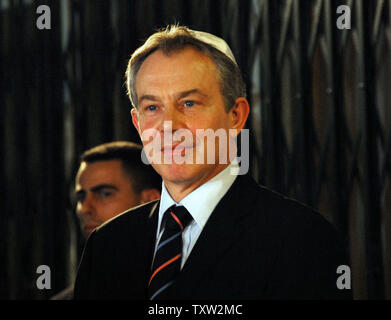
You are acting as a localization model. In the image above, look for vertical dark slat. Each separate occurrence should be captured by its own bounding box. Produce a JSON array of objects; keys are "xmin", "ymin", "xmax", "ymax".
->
[
  {"xmin": 237, "ymin": 0, "xmax": 250, "ymax": 82},
  {"xmin": 330, "ymin": 0, "xmax": 350, "ymax": 237},
  {"xmin": 304, "ymin": 1, "xmax": 316, "ymax": 208},
  {"xmin": 112, "ymin": 0, "xmax": 138, "ymax": 142},
  {"xmin": 29, "ymin": 0, "xmax": 45, "ymax": 299},
  {"xmin": 236, "ymin": 0, "xmax": 255, "ymax": 178},
  {"xmin": 72, "ymin": 0, "xmax": 88, "ymax": 157},
  {"xmin": 246, "ymin": 0, "xmax": 265, "ymax": 183},
  {"xmin": 100, "ymin": 0, "xmax": 115, "ymax": 141},
  {"xmin": 361, "ymin": 0, "xmax": 385, "ymax": 299},
  {"xmin": 0, "ymin": 0, "xmax": 8, "ymax": 299},
  {"xmin": 290, "ymin": 0, "xmax": 310, "ymax": 204},
  {"xmin": 7, "ymin": 0, "xmax": 30, "ymax": 299},
  {"xmin": 302, "ymin": 1, "xmax": 319, "ymax": 208},
  {"xmin": 265, "ymin": 0, "xmax": 284, "ymax": 192},
  {"xmin": 32, "ymin": 0, "xmax": 66, "ymax": 299},
  {"xmin": 258, "ymin": 0, "xmax": 273, "ymax": 185},
  {"xmin": 82, "ymin": 0, "xmax": 112, "ymax": 147},
  {"xmin": 274, "ymin": 0, "xmax": 294, "ymax": 196},
  {"xmin": 209, "ymin": 0, "xmax": 222, "ymax": 35},
  {"xmin": 50, "ymin": 0, "xmax": 67, "ymax": 299},
  {"xmin": 340, "ymin": 0, "xmax": 369, "ymax": 299},
  {"xmin": 379, "ymin": 0, "xmax": 391, "ymax": 299}
]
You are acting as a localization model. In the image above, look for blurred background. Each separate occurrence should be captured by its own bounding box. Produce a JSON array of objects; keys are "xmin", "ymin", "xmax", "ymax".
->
[{"xmin": 0, "ymin": 0, "xmax": 390, "ymax": 300}]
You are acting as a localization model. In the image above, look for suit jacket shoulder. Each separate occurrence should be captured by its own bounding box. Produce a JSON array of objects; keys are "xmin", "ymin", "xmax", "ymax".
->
[
  {"xmin": 219, "ymin": 175, "xmax": 351, "ymax": 299},
  {"xmin": 74, "ymin": 200, "xmax": 159, "ymax": 299},
  {"xmin": 93, "ymin": 200, "xmax": 159, "ymax": 239}
]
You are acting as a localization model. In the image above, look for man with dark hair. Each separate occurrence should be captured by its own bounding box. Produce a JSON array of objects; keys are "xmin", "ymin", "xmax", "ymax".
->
[
  {"xmin": 51, "ymin": 141, "xmax": 161, "ymax": 299},
  {"xmin": 75, "ymin": 141, "xmax": 161, "ymax": 238},
  {"xmin": 74, "ymin": 26, "xmax": 351, "ymax": 300}
]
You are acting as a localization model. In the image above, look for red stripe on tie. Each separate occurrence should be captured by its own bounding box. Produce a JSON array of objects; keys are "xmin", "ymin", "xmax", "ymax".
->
[
  {"xmin": 148, "ymin": 253, "xmax": 182, "ymax": 286},
  {"xmin": 170, "ymin": 211, "xmax": 183, "ymax": 230}
]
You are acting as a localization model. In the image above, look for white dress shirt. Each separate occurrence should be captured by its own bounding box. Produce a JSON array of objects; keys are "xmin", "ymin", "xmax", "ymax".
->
[{"xmin": 154, "ymin": 162, "xmax": 239, "ymax": 268}]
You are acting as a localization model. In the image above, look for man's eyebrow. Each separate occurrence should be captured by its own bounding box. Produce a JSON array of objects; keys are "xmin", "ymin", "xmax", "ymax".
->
[
  {"xmin": 138, "ymin": 94, "xmax": 159, "ymax": 105},
  {"xmin": 90, "ymin": 184, "xmax": 119, "ymax": 193},
  {"xmin": 74, "ymin": 185, "xmax": 118, "ymax": 199},
  {"xmin": 176, "ymin": 89, "xmax": 207, "ymax": 100},
  {"xmin": 138, "ymin": 89, "xmax": 207, "ymax": 105}
]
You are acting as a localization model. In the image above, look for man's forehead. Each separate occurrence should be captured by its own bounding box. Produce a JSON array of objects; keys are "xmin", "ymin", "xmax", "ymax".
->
[
  {"xmin": 139, "ymin": 47, "xmax": 215, "ymax": 72},
  {"xmin": 76, "ymin": 160, "xmax": 126, "ymax": 185},
  {"xmin": 135, "ymin": 48, "xmax": 218, "ymax": 94}
]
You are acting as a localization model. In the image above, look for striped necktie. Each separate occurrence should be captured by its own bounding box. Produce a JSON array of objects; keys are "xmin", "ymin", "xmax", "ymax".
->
[{"xmin": 148, "ymin": 205, "xmax": 193, "ymax": 300}]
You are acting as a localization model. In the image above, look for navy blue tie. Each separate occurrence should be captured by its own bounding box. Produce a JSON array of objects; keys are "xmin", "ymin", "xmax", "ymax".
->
[{"xmin": 148, "ymin": 205, "xmax": 193, "ymax": 300}]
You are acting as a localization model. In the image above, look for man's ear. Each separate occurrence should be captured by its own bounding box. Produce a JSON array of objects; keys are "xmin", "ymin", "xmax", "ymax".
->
[
  {"xmin": 140, "ymin": 188, "xmax": 161, "ymax": 204},
  {"xmin": 131, "ymin": 108, "xmax": 140, "ymax": 133},
  {"xmin": 229, "ymin": 97, "xmax": 250, "ymax": 136}
]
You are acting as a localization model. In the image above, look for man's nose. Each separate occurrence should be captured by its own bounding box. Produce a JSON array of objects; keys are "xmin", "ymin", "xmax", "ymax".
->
[{"xmin": 158, "ymin": 105, "xmax": 184, "ymax": 132}]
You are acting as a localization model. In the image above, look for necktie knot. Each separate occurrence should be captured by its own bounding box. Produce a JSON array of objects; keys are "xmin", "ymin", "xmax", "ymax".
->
[{"xmin": 163, "ymin": 205, "xmax": 193, "ymax": 231}]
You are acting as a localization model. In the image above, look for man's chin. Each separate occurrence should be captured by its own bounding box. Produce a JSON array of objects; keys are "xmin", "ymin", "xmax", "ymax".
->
[
  {"xmin": 152, "ymin": 162, "xmax": 225, "ymax": 186},
  {"xmin": 82, "ymin": 225, "xmax": 99, "ymax": 238}
]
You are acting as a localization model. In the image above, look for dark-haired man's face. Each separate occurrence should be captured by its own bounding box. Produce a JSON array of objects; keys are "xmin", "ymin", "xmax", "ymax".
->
[{"xmin": 75, "ymin": 160, "xmax": 142, "ymax": 238}]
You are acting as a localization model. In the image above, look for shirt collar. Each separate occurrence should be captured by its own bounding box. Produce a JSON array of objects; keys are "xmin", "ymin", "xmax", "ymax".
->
[{"xmin": 158, "ymin": 162, "xmax": 239, "ymax": 232}]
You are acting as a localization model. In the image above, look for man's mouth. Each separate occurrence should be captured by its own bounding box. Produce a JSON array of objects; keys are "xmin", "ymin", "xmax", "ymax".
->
[{"xmin": 161, "ymin": 145, "xmax": 193, "ymax": 153}]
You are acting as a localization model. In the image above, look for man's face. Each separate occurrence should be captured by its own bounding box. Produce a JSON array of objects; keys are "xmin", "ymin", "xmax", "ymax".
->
[
  {"xmin": 131, "ymin": 47, "xmax": 240, "ymax": 192},
  {"xmin": 75, "ymin": 160, "xmax": 141, "ymax": 238}
]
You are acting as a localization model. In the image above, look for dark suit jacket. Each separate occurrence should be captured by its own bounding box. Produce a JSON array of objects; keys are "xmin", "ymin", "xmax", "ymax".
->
[{"xmin": 74, "ymin": 174, "xmax": 352, "ymax": 299}]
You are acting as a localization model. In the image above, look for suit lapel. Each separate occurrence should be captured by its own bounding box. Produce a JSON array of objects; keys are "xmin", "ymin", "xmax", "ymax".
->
[{"xmin": 146, "ymin": 200, "xmax": 160, "ymax": 266}]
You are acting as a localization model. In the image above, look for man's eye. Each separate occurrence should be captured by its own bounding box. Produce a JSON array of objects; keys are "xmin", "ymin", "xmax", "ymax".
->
[
  {"xmin": 184, "ymin": 101, "xmax": 195, "ymax": 107},
  {"xmin": 97, "ymin": 190, "xmax": 113, "ymax": 199},
  {"xmin": 146, "ymin": 105, "xmax": 158, "ymax": 111}
]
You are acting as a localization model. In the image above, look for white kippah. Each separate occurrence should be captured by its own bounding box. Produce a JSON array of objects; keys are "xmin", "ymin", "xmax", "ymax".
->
[{"xmin": 188, "ymin": 29, "xmax": 238, "ymax": 66}]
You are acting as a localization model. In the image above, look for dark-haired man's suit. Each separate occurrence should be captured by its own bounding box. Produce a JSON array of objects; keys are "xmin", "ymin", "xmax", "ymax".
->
[{"xmin": 74, "ymin": 174, "xmax": 351, "ymax": 299}]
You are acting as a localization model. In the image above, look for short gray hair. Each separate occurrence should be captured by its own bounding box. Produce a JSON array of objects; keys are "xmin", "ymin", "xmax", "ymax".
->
[{"xmin": 125, "ymin": 25, "xmax": 246, "ymax": 111}]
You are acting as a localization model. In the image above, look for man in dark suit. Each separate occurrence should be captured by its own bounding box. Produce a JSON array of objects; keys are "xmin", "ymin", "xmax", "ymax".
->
[
  {"xmin": 74, "ymin": 25, "xmax": 351, "ymax": 300},
  {"xmin": 51, "ymin": 141, "xmax": 161, "ymax": 299}
]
